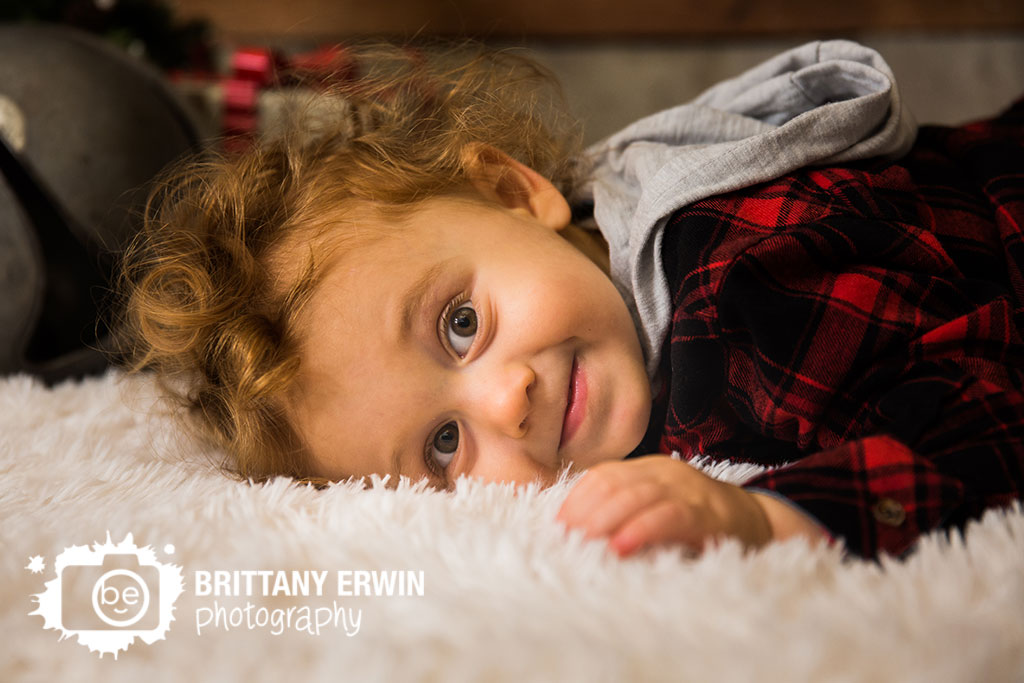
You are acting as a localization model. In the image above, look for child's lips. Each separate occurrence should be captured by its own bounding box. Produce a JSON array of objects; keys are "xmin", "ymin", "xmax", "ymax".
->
[{"xmin": 559, "ymin": 356, "xmax": 587, "ymax": 449}]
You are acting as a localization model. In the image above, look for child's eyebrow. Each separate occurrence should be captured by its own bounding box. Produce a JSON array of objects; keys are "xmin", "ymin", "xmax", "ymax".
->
[{"xmin": 397, "ymin": 257, "xmax": 459, "ymax": 345}]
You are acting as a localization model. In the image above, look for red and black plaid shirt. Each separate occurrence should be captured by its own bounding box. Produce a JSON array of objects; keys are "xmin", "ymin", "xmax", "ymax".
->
[{"xmin": 656, "ymin": 96, "xmax": 1024, "ymax": 559}]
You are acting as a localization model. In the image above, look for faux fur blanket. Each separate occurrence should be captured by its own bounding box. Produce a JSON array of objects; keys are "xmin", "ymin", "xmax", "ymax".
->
[{"xmin": 2, "ymin": 370, "xmax": 1023, "ymax": 682}]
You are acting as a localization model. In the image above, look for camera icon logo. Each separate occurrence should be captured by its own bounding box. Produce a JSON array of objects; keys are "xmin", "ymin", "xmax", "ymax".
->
[
  {"xmin": 30, "ymin": 533, "xmax": 184, "ymax": 658},
  {"xmin": 62, "ymin": 554, "xmax": 160, "ymax": 631}
]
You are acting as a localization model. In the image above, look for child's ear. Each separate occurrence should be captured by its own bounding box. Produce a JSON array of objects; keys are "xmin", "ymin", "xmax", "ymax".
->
[{"xmin": 461, "ymin": 143, "xmax": 571, "ymax": 231}]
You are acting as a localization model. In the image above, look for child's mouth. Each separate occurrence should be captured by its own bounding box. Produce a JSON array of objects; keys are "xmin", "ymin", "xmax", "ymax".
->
[{"xmin": 559, "ymin": 356, "xmax": 587, "ymax": 449}]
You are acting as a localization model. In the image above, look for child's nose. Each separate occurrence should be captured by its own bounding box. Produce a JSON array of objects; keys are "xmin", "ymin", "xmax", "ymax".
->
[{"xmin": 469, "ymin": 361, "xmax": 534, "ymax": 438}]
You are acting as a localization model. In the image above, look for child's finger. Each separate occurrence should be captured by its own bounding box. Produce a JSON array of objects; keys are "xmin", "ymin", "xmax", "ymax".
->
[
  {"xmin": 609, "ymin": 499, "xmax": 698, "ymax": 557},
  {"xmin": 569, "ymin": 481, "xmax": 664, "ymax": 540},
  {"xmin": 556, "ymin": 467, "xmax": 622, "ymax": 525}
]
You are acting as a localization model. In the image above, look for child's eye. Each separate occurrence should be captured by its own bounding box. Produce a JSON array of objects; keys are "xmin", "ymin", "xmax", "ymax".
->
[
  {"xmin": 426, "ymin": 420, "xmax": 460, "ymax": 471},
  {"xmin": 440, "ymin": 299, "xmax": 478, "ymax": 357}
]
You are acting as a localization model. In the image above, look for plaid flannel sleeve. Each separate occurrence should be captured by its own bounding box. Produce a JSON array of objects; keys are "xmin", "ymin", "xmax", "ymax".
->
[{"xmin": 732, "ymin": 231, "xmax": 1024, "ymax": 557}]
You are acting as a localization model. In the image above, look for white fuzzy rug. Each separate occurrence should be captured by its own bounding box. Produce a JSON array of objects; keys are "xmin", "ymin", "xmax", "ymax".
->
[{"xmin": 2, "ymin": 370, "xmax": 1023, "ymax": 682}]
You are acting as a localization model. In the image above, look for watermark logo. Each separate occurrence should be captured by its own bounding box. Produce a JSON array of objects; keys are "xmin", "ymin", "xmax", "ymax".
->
[{"xmin": 29, "ymin": 532, "xmax": 185, "ymax": 658}]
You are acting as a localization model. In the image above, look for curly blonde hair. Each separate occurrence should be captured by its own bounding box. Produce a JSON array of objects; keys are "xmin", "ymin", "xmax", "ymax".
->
[{"xmin": 116, "ymin": 42, "xmax": 584, "ymax": 483}]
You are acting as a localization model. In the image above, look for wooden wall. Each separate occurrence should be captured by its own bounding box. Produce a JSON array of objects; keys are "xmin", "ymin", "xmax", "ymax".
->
[{"xmin": 168, "ymin": 0, "xmax": 1024, "ymax": 42}]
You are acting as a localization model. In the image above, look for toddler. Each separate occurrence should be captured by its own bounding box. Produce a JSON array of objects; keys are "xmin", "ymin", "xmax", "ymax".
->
[{"xmin": 119, "ymin": 40, "xmax": 1024, "ymax": 560}]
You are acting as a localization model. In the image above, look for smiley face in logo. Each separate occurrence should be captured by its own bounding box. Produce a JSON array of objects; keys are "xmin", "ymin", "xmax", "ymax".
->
[{"xmin": 93, "ymin": 569, "xmax": 151, "ymax": 628}]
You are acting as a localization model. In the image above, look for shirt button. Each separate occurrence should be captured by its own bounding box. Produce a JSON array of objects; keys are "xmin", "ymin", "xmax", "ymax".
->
[{"xmin": 872, "ymin": 497, "xmax": 906, "ymax": 527}]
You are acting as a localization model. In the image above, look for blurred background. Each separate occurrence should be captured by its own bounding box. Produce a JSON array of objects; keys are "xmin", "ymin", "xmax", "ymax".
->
[
  {"xmin": 1, "ymin": 0, "xmax": 1022, "ymax": 380},
  {"xmin": 4, "ymin": 0, "xmax": 1024, "ymax": 144}
]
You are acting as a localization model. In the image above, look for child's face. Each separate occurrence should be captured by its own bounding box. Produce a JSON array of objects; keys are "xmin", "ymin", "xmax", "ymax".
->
[{"xmin": 287, "ymin": 194, "xmax": 651, "ymax": 489}]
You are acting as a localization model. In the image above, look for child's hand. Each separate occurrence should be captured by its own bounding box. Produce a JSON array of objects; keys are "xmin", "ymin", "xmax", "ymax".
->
[{"xmin": 556, "ymin": 456, "xmax": 826, "ymax": 556}]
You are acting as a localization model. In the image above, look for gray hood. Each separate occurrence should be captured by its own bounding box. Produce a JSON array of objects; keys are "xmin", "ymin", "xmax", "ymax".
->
[{"xmin": 581, "ymin": 40, "xmax": 918, "ymax": 378}]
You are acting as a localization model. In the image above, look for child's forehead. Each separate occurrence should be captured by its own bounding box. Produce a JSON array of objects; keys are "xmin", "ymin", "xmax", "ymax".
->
[
  {"xmin": 268, "ymin": 193, "xmax": 504, "ymax": 305},
  {"xmin": 318, "ymin": 194, "xmax": 504, "ymax": 251},
  {"xmin": 295, "ymin": 193, "xmax": 479, "ymax": 244},
  {"xmin": 270, "ymin": 202, "xmax": 398, "ymax": 272}
]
